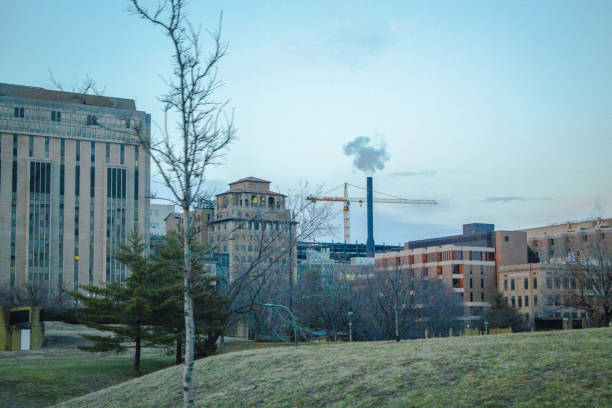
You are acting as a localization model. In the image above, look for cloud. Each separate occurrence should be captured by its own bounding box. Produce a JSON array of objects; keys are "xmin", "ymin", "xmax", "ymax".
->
[
  {"xmin": 343, "ymin": 136, "xmax": 390, "ymax": 174},
  {"xmin": 483, "ymin": 196, "xmax": 553, "ymax": 203},
  {"xmin": 388, "ymin": 170, "xmax": 437, "ymax": 177},
  {"xmin": 327, "ymin": 21, "xmax": 398, "ymax": 67}
]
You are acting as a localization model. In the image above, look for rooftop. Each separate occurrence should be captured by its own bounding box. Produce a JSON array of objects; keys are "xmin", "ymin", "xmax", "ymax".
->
[
  {"xmin": 230, "ymin": 176, "xmax": 271, "ymax": 184},
  {"xmin": 0, "ymin": 83, "xmax": 136, "ymax": 111}
]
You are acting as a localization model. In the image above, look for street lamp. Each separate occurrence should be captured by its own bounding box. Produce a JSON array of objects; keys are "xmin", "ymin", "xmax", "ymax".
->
[
  {"xmin": 348, "ymin": 308, "xmax": 354, "ymax": 342},
  {"xmin": 484, "ymin": 320, "xmax": 489, "ymax": 335},
  {"xmin": 264, "ymin": 303, "xmax": 298, "ymax": 348}
]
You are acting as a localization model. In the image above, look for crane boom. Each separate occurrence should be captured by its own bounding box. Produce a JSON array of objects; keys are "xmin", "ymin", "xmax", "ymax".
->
[
  {"xmin": 350, "ymin": 198, "xmax": 437, "ymax": 205},
  {"xmin": 305, "ymin": 183, "xmax": 436, "ymax": 244}
]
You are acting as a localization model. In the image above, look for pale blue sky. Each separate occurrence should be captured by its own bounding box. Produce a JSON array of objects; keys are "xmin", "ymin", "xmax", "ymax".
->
[{"xmin": 2, "ymin": 1, "xmax": 611, "ymax": 244}]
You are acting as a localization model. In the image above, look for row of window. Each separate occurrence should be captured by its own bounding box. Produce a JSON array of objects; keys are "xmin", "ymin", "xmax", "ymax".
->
[
  {"xmin": 504, "ymin": 277, "xmax": 538, "ymax": 291},
  {"xmin": 13, "ymin": 106, "xmax": 133, "ymax": 129},
  {"xmin": 508, "ymin": 295, "xmax": 537, "ymax": 308}
]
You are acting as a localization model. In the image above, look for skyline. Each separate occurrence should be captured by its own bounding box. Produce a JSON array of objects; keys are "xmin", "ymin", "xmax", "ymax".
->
[{"xmin": 2, "ymin": 0, "xmax": 611, "ymax": 245}]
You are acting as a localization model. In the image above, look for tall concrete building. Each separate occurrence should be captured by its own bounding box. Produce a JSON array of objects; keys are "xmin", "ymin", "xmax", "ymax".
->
[{"xmin": 0, "ymin": 83, "xmax": 150, "ymax": 292}]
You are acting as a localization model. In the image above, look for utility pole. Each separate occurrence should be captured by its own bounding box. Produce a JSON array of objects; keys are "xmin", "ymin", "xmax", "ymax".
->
[
  {"xmin": 394, "ymin": 303, "xmax": 400, "ymax": 342},
  {"xmin": 348, "ymin": 308, "xmax": 354, "ymax": 342}
]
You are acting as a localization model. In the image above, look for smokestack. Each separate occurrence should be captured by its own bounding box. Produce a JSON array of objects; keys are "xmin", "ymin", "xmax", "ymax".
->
[{"xmin": 366, "ymin": 176, "xmax": 375, "ymax": 257}]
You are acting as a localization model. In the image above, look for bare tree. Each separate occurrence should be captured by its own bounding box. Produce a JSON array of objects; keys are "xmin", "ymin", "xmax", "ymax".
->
[
  {"xmin": 197, "ymin": 181, "xmax": 337, "ymax": 339},
  {"xmin": 48, "ymin": 69, "xmax": 107, "ymax": 96},
  {"xmin": 563, "ymin": 240, "xmax": 612, "ymax": 325},
  {"xmin": 129, "ymin": 1, "xmax": 236, "ymax": 406},
  {"xmin": 359, "ymin": 269, "xmax": 464, "ymax": 340}
]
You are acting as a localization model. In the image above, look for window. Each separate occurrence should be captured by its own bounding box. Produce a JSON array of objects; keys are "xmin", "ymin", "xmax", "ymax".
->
[
  {"xmin": 29, "ymin": 136, "xmax": 34, "ymax": 157},
  {"xmin": 504, "ymin": 279, "xmax": 508, "ymax": 290},
  {"xmin": 511, "ymin": 279, "xmax": 515, "ymax": 290},
  {"xmin": 86, "ymin": 114, "xmax": 98, "ymax": 126},
  {"xmin": 534, "ymin": 295, "xmax": 538, "ymax": 306},
  {"xmin": 469, "ymin": 278, "xmax": 473, "ymax": 289},
  {"xmin": 511, "ymin": 296, "xmax": 515, "ymax": 307},
  {"xmin": 504, "ymin": 235, "xmax": 509, "ymax": 242},
  {"xmin": 546, "ymin": 276, "xmax": 553, "ymax": 289},
  {"xmin": 518, "ymin": 296, "xmax": 522, "ymax": 307},
  {"xmin": 90, "ymin": 167, "xmax": 95, "ymax": 198},
  {"xmin": 75, "ymin": 165, "xmax": 80, "ymax": 196},
  {"xmin": 470, "ymin": 292, "xmax": 473, "ymax": 302},
  {"xmin": 91, "ymin": 142, "xmax": 95, "ymax": 162},
  {"xmin": 481, "ymin": 293, "xmax": 484, "ymax": 301},
  {"xmin": 106, "ymin": 143, "xmax": 110, "ymax": 163},
  {"xmin": 533, "ymin": 277, "xmax": 537, "ymax": 290},
  {"xmin": 51, "ymin": 111, "xmax": 61, "ymax": 122},
  {"xmin": 45, "ymin": 138, "xmax": 49, "ymax": 158},
  {"xmin": 76, "ymin": 140, "xmax": 80, "ymax": 162},
  {"xmin": 120, "ymin": 144, "xmax": 124, "ymax": 164},
  {"xmin": 14, "ymin": 107, "xmax": 24, "ymax": 118},
  {"xmin": 480, "ymin": 278, "xmax": 484, "ymax": 289},
  {"xmin": 524, "ymin": 278, "xmax": 528, "ymax": 290},
  {"xmin": 525, "ymin": 296, "xmax": 529, "ymax": 307}
]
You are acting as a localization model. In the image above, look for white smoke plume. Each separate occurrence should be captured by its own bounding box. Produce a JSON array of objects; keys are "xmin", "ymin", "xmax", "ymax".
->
[{"xmin": 343, "ymin": 136, "xmax": 390, "ymax": 174}]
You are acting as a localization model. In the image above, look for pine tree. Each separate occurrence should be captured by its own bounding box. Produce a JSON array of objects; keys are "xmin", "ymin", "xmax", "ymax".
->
[
  {"xmin": 71, "ymin": 234, "xmax": 157, "ymax": 376},
  {"xmin": 151, "ymin": 231, "xmax": 231, "ymax": 363}
]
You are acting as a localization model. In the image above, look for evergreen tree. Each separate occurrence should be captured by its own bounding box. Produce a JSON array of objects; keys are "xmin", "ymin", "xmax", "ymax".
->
[
  {"xmin": 71, "ymin": 234, "xmax": 157, "ymax": 376},
  {"xmin": 152, "ymin": 231, "xmax": 231, "ymax": 363},
  {"xmin": 481, "ymin": 292, "xmax": 526, "ymax": 332}
]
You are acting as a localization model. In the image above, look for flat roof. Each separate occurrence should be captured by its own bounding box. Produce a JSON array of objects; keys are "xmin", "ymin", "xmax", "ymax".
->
[{"xmin": 0, "ymin": 83, "xmax": 136, "ymax": 111}]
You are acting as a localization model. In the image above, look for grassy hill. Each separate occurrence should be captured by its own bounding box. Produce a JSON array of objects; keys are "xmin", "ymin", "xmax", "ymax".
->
[{"xmin": 55, "ymin": 328, "xmax": 611, "ymax": 408}]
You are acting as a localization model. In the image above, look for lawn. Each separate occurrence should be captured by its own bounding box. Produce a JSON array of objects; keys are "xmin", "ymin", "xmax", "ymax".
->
[
  {"xmin": 53, "ymin": 328, "xmax": 611, "ymax": 408},
  {"xmin": 1, "ymin": 348, "xmax": 173, "ymax": 408}
]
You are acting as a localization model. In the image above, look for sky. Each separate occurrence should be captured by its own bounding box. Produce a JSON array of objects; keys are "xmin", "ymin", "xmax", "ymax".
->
[{"xmin": 1, "ymin": 0, "xmax": 611, "ymax": 245}]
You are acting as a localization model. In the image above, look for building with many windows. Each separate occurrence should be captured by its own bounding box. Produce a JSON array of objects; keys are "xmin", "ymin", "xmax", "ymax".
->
[
  {"xmin": 208, "ymin": 177, "xmax": 296, "ymax": 283},
  {"xmin": 0, "ymin": 83, "xmax": 150, "ymax": 292},
  {"xmin": 375, "ymin": 224, "xmax": 527, "ymax": 320}
]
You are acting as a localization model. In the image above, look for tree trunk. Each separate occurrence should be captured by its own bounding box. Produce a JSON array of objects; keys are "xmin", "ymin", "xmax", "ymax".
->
[
  {"xmin": 134, "ymin": 332, "xmax": 142, "ymax": 376},
  {"xmin": 175, "ymin": 337, "xmax": 183, "ymax": 365},
  {"xmin": 183, "ymin": 206, "xmax": 195, "ymax": 408}
]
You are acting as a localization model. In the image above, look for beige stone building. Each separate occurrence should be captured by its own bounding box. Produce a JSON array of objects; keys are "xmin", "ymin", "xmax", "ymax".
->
[
  {"xmin": 164, "ymin": 201, "xmax": 214, "ymax": 247},
  {"xmin": 498, "ymin": 217, "xmax": 612, "ymax": 326},
  {"xmin": 208, "ymin": 177, "xmax": 296, "ymax": 283},
  {"xmin": 498, "ymin": 262, "xmax": 589, "ymax": 328},
  {"xmin": 0, "ymin": 83, "xmax": 150, "ymax": 292},
  {"xmin": 521, "ymin": 217, "xmax": 611, "ymax": 263}
]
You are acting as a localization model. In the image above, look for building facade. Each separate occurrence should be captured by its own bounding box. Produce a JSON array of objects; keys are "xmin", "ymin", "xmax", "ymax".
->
[
  {"xmin": 0, "ymin": 83, "xmax": 150, "ymax": 292},
  {"xmin": 149, "ymin": 203, "xmax": 175, "ymax": 237},
  {"xmin": 208, "ymin": 177, "xmax": 296, "ymax": 283},
  {"xmin": 522, "ymin": 217, "xmax": 611, "ymax": 263},
  {"xmin": 375, "ymin": 224, "xmax": 527, "ymax": 320}
]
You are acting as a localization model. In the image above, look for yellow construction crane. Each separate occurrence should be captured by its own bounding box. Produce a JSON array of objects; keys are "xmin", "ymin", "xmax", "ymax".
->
[{"xmin": 306, "ymin": 182, "xmax": 437, "ymax": 244}]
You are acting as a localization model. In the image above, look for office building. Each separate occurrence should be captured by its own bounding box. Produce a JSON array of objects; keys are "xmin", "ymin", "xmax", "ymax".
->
[
  {"xmin": 0, "ymin": 83, "xmax": 150, "ymax": 291},
  {"xmin": 375, "ymin": 224, "xmax": 527, "ymax": 320}
]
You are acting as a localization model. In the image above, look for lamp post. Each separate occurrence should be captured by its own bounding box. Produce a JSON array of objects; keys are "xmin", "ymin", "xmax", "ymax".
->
[
  {"xmin": 348, "ymin": 308, "xmax": 354, "ymax": 342},
  {"xmin": 264, "ymin": 303, "xmax": 298, "ymax": 348},
  {"xmin": 484, "ymin": 320, "xmax": 489, "ymax": 335}
]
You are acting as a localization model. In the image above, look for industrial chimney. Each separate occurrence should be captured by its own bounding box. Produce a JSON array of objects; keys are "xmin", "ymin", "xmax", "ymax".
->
[{"xmin": 366, "ymin": 176, "xmax": 375, "ymax": 257}]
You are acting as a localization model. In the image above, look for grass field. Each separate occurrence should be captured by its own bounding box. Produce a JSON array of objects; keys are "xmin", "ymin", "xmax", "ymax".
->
[
  {"xmin": 1, "ymin": 348, "xmax": 173, "ymax": 408},
  {"xmin": 52, "ymin": 328, "xmax": 611, "ymax": 408},
  {"xmin": 1, "ymin": 321, "xmax": 175, "ymax": 408}
]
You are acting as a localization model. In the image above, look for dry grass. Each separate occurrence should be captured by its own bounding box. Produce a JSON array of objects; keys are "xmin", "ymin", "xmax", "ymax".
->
[{"xmin": 54, "ymin": 328, "xmax": 611, "ymax": 408}]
